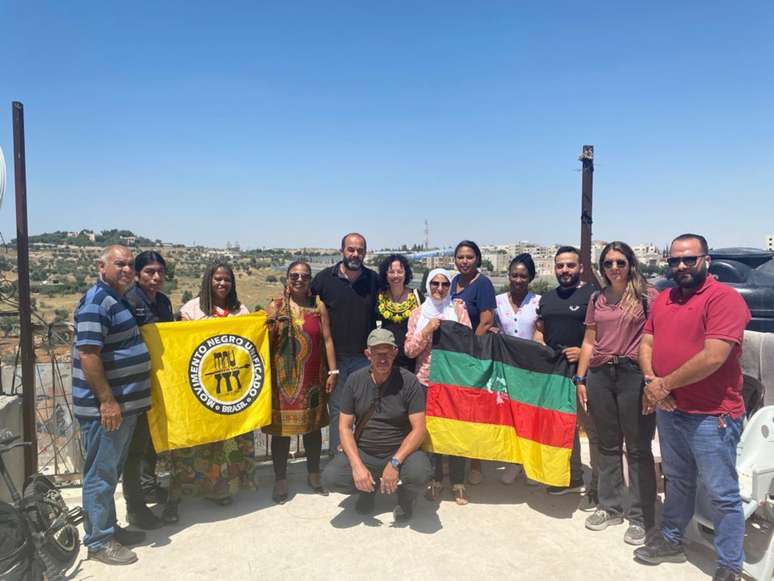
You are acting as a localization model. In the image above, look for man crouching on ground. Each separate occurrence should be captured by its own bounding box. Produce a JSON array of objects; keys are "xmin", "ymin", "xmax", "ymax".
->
[{"xmin": 322, "ymin": 328, "xmax": 432, "ymax": 522}]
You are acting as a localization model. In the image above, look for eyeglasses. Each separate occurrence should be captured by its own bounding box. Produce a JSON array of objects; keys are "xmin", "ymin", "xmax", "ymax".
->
[
  {"xmin": 603, "ymin": 259, "xmax": 628, "ymax": 269},
  {"xmin": 288, "ymin": 273, "xmax": 312, "ymax": 281},
  {"xmin": 429, "ymin": 281, "xmax": 451, "ymax": 288},
  {"xmin": 667, "ymin": 255, "xmax": 705, "ymax": 268}
]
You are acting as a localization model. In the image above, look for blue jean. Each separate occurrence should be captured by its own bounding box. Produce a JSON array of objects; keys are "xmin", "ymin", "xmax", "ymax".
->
[
  {"xmin": 328, "ymin": 354, "xmax": 369, "ymax": 455},
  {"xmin": 657, "ymin": 409, "xmax": 745, "ymax": 572},
  {"xmin": 79, "ymin": 414, "xmax": 138, "ymax": 551}
]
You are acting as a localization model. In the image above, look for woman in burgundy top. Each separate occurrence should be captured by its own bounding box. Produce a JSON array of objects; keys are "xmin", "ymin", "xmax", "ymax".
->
[{"xmin": 575, "ymin": 241, "xmax": 659, "ymax": 546}]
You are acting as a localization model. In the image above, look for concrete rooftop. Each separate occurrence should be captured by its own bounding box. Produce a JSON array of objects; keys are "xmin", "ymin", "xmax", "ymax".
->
[{"xmin": 60, "ymin": 455, "xmax": 725, "ymax": 581}]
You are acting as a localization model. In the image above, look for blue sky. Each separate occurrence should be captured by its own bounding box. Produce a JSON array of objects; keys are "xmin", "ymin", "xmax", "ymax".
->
[{"xmin": 1, "ymin": 1, "xmax": 772, "ymax": 250}]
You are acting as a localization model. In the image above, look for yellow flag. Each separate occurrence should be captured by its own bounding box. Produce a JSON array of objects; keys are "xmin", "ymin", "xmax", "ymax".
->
[{"xmin": 141, "ymin": 313, "xmax": 272, "ymax": 452}]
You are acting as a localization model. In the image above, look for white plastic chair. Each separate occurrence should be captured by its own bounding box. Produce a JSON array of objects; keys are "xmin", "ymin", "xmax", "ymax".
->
[{"xmin": 684, "ymin": 405, "xmax": 774, "ymax": 581}]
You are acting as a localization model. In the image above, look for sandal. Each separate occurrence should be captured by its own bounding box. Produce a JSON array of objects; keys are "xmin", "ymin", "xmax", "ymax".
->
[
  {"xmin": 162, "ymin": 501, "xmax": 179, "ymax": 524},
  {"xmin": 272, "ymin": 479, "xmax": 289, "ymax": 504},
  {"xmin": 452, "ymin": 484, "xmax": 469, "ymax": 506},
  {"xmin": 307, "ymin": 473, "xmax": 328, "ymax": 496},
  {"xmin": 425, "ymin": 479, "xmax": 443, "ymax": 502},
  {"xmin": 206, "ymin": 495, "xmax": 233, "ymax": 507}
]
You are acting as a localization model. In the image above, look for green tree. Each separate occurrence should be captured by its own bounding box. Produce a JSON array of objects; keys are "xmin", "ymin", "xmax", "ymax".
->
[
  {"xmin": 181, "ymin": 290, "xmax": 193, "ymax": 303},
  {"xmin": 0, "ymin": 317, "xmax": 16, "ymax": 337}
]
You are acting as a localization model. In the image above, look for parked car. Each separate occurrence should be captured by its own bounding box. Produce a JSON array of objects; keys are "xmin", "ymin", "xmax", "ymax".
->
[{"xmin": 655, "ymin": 247, "xmax": 774, "ymax": 333}]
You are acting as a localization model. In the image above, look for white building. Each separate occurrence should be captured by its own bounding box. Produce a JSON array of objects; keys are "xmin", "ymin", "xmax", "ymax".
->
[{"xmin": 481, "ymin": 252, "xmax": 510, "ymax": 273}]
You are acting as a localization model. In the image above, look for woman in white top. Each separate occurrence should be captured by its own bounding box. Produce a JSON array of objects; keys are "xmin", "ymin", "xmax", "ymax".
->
[
  {"xmin": 494, "ymin": 253, "xmax": 542, "ymax": 484},
  {"xmin": 494, "ymin": 253, "xmax": 541, "ymax": 340}
]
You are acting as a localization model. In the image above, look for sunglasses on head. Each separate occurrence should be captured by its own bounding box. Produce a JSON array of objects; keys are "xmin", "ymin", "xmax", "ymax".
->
[
  {"xmin": 667, "ymin": 255, "xmax": 705, "ymax": 268},
  {"xmin": 430, "ymin": 281, "xmax": 451, "ymax": 288},
  {"xmin": 603, "ymin": 259, "xmax": 628, "ymax": 269},
  {"xmin": 288, "ymin": 273, "xmax": 311, "ymax": 281}
]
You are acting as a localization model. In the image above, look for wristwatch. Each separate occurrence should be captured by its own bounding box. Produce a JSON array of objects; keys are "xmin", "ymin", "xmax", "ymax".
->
[
  {"xmin": 389, "ymin": 457, "xmax": 401, "ymax": 470},
  {"xmin": 572, "ymin": 375, "xmax": 587, "ymax": 385}
]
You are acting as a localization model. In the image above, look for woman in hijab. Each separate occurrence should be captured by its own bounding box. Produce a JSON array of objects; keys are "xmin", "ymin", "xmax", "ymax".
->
[{"xmin": 404, "ymin": 268, "xmax": 471, "ymax": 505}]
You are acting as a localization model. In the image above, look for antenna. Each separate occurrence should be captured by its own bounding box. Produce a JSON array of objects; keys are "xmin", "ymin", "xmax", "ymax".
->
[{"xmin": 424, "ymin": 219, "xmax": 430, "ymax": 250}]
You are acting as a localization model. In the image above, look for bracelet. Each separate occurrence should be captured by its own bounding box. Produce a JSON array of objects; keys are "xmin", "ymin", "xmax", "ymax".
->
[{"xmin": 327, "ymin": 370, "xmax": 340, "ymax": 376}]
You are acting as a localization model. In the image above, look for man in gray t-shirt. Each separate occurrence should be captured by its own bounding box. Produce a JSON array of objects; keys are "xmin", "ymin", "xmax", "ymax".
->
[{"xmin": 322, "ymin": 329, "xmax": 432, "ymax": 522}]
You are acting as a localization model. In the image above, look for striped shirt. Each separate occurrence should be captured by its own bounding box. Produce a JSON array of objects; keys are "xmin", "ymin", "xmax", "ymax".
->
[{"xmin": 72, "ymin": 281, "xmax": 151, "ymax": 419}]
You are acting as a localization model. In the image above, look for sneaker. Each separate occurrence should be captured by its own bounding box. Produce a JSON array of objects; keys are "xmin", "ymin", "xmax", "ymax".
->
[
  {"xmin": 712, "ymin": 566, "xmax": 741, "ymax": 581},
  {"xmin": 468, "ymin": 468, "xmax": 483, "ymax": 485},
  {"xmin": 633, "ymin": 535, "xmax": 687, "ymax": 565},
  {"xmin": 355, "ymin": 493, "xmax": 375, "ymax": 515},
  {"xmin": 113, "ymin": 525, "xmax": 146, "ymax": 547},
  {"xmin": 585, "ymin": 509, "xmax": 624, "ymax": 531},
  {"xmin": 500, "ymin": 464, "xmax": 522, "ymax": 485},
  {"xmin": 126, "ymin": 505, "xmax": 163, "ymax": 530},
  {"xmin": 578, "ymin": 492, "xmax": 598, "ymax": 512},
  {"xmin": 88, "ymin": 539, "xmax": 138, "ymax": 565},
  {"xmin": 547, "ymin": 479, "xmax": 585, "ymax": 495},
  {"xmin": 624, "ymin": 524, "xmax": 647, "ymax": 546}
]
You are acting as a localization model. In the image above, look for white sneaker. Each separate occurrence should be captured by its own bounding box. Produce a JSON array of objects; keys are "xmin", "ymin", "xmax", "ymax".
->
[{"xmin": 500, "ymin": 464, "xmax": 522, "ymax": 484}]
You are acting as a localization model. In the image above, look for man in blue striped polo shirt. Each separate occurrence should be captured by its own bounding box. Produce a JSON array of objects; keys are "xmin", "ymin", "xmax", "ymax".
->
[{"xmin": 73, "ymin": 244, "xmax": 152, "ymax": 566}]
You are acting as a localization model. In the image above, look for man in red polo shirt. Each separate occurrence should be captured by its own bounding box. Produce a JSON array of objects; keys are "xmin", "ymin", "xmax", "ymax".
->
[{"xmin": 633, "ymin": 233, "xmax": 750, "ymax": 581}]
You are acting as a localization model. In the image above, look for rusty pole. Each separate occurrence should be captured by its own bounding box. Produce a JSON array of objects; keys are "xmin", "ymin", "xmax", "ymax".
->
[
  {"xmin": 13, "ymin": 101, "xmax": 37, "ymax": 477},
  {"xmin": 579, "ymin": 145, "xmax": 595, "ymax": 285}
]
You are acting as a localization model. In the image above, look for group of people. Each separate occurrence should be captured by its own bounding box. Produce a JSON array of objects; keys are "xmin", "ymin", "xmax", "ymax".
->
[{"xmin": 73, "ymin": 231, "xmax": 752, "ymax": 581}]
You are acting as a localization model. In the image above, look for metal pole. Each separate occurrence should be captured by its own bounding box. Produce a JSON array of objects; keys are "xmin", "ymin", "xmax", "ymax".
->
[
  {"xmin": 579, "ymin": 145, "xmax": 595, "ymax": 285},
  {"xmin": 13, "ymin": 101, "xmax": 37, "ymax": 477}
]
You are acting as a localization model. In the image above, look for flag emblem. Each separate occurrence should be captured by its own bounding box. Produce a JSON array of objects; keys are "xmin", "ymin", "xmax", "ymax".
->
[{"xmin": 188, "ymin": 334, "xmax": 265, "ymax": 415}]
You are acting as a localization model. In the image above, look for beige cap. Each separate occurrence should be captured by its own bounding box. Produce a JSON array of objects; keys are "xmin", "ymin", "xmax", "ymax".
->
[{"xmin": 367, "ymin": 328, "xmax": 398, "ymax": 348}]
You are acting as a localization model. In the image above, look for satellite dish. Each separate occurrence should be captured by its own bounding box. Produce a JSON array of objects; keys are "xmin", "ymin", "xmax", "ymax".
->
[{"xmin": 0, "ymin": 146, "xmax": 6, "ymax": 211}]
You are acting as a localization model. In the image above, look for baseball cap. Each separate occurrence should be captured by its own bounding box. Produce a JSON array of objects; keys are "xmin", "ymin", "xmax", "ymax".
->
[{"xmin": 367, "ymin": 328, "xmax": 398, "ymax": 348}]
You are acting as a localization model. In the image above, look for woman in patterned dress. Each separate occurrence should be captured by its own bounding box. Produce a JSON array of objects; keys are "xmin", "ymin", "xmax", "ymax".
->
[
  {"xmin": 264, "ymin": 261, "xmax": 337, "ymax": 503},
  {"xmin": 164, "ymin": 261, "xmax": 256, "ymax": 522}
]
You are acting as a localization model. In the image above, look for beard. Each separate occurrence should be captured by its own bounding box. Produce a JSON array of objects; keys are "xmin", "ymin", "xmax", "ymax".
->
[
  {"xmin": 557, "ymin": 272, "xmax": 581, "ymax": 289},
  {"xmin": 343, "ymin": 256, "xmax": 363, "ymax": 271},
  {"xmin": 675, "ymin": 264, "xmax": 708, "ymax": 290}
]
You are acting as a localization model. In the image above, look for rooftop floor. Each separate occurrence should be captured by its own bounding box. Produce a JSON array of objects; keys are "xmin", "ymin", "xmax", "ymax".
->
[{"xmin": 60, "ymin": 455, "xmax": 722, "ymax": 581}]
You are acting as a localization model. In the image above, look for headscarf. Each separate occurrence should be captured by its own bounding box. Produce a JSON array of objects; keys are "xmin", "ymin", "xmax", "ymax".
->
[{"xmin": 416, "ymin": 268, "xmax": 458, "ymax": 332}]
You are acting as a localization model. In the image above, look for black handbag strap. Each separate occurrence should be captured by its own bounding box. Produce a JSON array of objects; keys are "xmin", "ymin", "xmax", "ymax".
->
[{"xmin": 354, "ymin": 385, "xmax": 382, "ymax": 443}]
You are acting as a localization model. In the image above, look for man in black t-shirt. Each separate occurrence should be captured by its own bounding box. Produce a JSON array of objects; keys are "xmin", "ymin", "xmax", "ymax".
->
[
  {"xmin": 311, "ymin": 232, "xmax": 379, "ymax": 455},
  {"xmin": 536, "ymin": 245, "xmax": 600, "ymax": 508},
  {"xmin": 322, "ymin": 329, "xmax": 432, "ymax": 522}
]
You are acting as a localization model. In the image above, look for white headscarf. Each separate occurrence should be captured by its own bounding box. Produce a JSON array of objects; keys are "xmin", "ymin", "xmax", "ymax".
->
[{"xmin": 416, "ymin": 268, "xmax": 458, "ymax": 332}]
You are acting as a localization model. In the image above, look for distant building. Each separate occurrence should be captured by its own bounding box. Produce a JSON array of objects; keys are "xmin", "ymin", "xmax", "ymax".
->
[
  {"xmin": 481, "ymin": 251, "xmax": 510, "ymax": 273},
  {"xmin": 424, "ymin": 255, "xmax": 455, "ymax": 269},
  {"xmin": 632, "ymin": 243, "xmax": 662, "ymax": 268},
  {"xmin": 119, "ymin": 235, "xmax": 136, "ymax": 246}
]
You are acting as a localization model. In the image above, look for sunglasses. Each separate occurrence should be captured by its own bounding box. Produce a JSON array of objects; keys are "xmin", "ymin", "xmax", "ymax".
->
[
  {"xmin": 667, "ymin": 255, "xmax": 705, "ymax": 268},
  {"xmin": 603, "ymin": 259, "xmax": 628, "ymax": 269},
  {"xmin": 288, "ymin": 273, "xmax": 312, "ymax": 281},
  {"xmin": 430, "ymin": 281, "xmax": 451, "ymax": 288}
]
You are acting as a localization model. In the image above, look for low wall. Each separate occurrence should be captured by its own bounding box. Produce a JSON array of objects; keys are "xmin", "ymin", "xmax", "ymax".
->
[{"xmin": 0, "ymin": 395, "xmax": 24, "ymax": 503}]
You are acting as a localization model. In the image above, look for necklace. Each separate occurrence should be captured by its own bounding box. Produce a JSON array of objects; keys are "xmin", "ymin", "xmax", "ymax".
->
[{"xmin": 377, "ymin": 290, "xmax": 418, "ymax": 324}]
